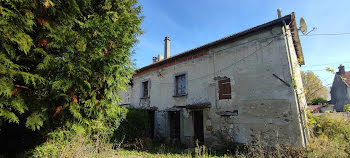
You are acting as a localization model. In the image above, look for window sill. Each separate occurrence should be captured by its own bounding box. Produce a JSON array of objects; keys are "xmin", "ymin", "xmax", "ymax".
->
[
  {"xmin": 173, "ymin": 94, "xmax": 187, "ymax": 97},
  {"xmin": 219, "ymin": 98, "xmax": 232, "ymax": 100}
]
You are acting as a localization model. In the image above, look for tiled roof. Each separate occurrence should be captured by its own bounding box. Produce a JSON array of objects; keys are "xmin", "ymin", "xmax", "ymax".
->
[
  {"xmin": 308, "ymin": 105, "xmax": 322, "ymax": 113},
  {"xmin": 340, "ymin": 72, "xmax": 350, "ymax": 87},
  {"xmin": 136, "ymin": 12, "xmax": 304, "ymax": 74}
]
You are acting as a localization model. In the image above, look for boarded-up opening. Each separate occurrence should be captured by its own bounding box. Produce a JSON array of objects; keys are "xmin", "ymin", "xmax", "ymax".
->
[
  {"xmin": 218, "ymin": 78, "xmax": 231, "ymax": 100},
  {"xmin": 169, "ymin": 111, "xmax": 180, "ymax": 140},
  {"xmin": 192, "ymin": 110, "xmax": 204, "ymax": 145},
  {"xmin": 148, "ymin": 110, "xmax": 155, "ymax": 138}
]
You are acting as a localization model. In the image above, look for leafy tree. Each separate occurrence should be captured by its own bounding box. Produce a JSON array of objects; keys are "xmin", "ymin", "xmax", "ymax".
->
[
  {"xmin": 311, "ymin": 97, "xmax": 328, "ymax": 105},
  {"xmin": 301, "ymin": 71, "xmax": 329, "ymax": 104},
  {"xmin": 0, "ymin": 0, "xmax": 142, "ymax": 134}
]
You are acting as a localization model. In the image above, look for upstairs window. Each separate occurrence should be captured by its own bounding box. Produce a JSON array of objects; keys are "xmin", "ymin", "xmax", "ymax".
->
[
  {"xmin": 218, "ymin": 78, "xmax": 231, "ymax": 100},
  {"xmin": 175, "ymin": 74, "xmax": 186, "ymax": 95},
  {"xmin": 142, "ymin": 81, "xmax": 149, "ymax": 97}
]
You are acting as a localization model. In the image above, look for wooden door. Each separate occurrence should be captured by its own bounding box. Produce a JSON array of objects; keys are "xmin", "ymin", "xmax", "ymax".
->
[
  {"xmin": 169, "ymin": 111, "xmax": 180, "ymax": 140},
  {"xmin": 192, "ymin": 110, "xmax": 204, "ymax": 145}
]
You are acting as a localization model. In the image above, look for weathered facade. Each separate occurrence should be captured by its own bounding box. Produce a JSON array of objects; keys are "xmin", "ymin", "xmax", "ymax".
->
[
  {"xmin": 331, "ymin": 65, "xmax": 350, "ymax": 112},
  {"xmin": 119, "ymin": 13, "xmax": 308, "ymax": 148}
]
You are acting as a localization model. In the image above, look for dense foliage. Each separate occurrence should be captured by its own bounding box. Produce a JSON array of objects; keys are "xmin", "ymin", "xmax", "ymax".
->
[
  {"xmin": 344, "ymin": 104, "xmax": 350, "ymax": 112},
  {"xmin": 307, "ymin": 112, "xmax": 350, "ymax": 157},
  {"xmin": 0, "ymin": 0, "xmax": 142, "ymax": 155},
  {"xmin": 1, "ymin": 0, "xmax": 141, "ymax": 129},
  {"xmin": 310, "ymin": 97, "xmax": 328, "ymax": 105},
  {"xmin": 114, "ymin": 108, "xmax": 152, "ymax": 144},
  {"xmin": 30, "ymin": 124, "xmax": 116, "ymax": 158}
]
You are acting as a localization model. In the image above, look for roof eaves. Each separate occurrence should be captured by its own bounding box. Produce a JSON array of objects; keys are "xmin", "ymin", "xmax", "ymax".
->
[
  {"xmin": 136, "ymin": 13, "xmax": 300, "ymax": 73},
  {"xmin": 289, "ymin": 13, "xmax": 305, "ymax": 65}
]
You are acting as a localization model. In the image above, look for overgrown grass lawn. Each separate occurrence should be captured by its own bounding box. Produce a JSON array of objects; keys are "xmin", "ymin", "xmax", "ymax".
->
[{"xmin": 116, "ymin": 149, "xmax": 194, "ymax": 158}]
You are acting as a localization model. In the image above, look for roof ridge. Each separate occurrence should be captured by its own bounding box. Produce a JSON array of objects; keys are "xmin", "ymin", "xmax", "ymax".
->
[{"xmin": 135, "ymin": 12, "xmax": 302, "ymax": 75}]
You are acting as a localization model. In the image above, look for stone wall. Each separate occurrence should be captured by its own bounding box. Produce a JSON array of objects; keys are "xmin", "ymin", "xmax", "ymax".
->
[{"xmin": 119, "ymin": 25, "xmax": 307, "ymax": 148}]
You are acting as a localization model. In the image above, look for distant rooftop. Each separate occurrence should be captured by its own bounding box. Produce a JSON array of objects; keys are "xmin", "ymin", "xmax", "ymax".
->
[{"xmin": 337, "ymin": 65, "xmax": 350, "ymax": 87}]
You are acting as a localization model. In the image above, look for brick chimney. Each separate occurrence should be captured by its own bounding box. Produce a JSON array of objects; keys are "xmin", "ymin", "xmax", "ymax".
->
[
  {"xmin": 338, "ymin": 64, "xmax": 345, "ymax": 75},
  {"xmin": 164, "ymin": 37, "xmax": 170, "ymax": 59}
]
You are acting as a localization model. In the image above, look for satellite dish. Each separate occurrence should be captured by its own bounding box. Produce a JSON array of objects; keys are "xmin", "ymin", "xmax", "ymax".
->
[{"xmin": 299, "ymin": 17, "xmax": 307, "ymax": 35}]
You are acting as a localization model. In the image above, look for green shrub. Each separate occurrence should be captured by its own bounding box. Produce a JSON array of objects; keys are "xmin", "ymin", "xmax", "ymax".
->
[
  {"xmin": 307, "ymin": 113, "xmax": 350, "ymax": 157},
  {"xmin": 113, "ymin": 108, "xmax": 152, "ymax": 148},
  {"xmin": 310, "ymin": 97, "xmax": 328, "ymax": 105},
  {"xmin": 344, "ymin": 104, "xmax": 350, "ymax": 112},
  {"xmin": 30, "ymin": 124, "xmax": 116, "ymax": 158}
]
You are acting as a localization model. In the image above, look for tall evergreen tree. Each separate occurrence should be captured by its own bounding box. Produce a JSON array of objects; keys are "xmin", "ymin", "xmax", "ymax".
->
[{"xmin": 0, "ymin": 0, "xmax": 142, "ymax": 132}]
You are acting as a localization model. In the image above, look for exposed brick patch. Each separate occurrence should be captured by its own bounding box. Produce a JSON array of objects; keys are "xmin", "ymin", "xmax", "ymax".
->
[{"xmin": 134, "ymin": 50, "xmax": 208, "ymax": 77}]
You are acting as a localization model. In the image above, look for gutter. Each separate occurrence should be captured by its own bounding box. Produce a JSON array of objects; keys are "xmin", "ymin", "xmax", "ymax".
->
[{"xmin": 282, "ymin": 20, "xmax": 308, "ymax": 147}]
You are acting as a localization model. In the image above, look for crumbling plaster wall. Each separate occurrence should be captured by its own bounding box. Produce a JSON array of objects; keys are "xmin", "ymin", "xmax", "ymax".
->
[
  {"xmin": 118, "ymin": 25, "xmax": 306, "ymax": 148},
  {"xmin": 202, "ymin": 25, "xmax": 306, "ymax": 147}
]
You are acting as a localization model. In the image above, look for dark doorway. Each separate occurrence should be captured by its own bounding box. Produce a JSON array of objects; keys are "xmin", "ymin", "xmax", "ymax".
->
[
  {"xmin": 192, "ymin": 110, "xmax": 204, "ymax": 145},
  {"xmin": 169, "ymin": 111, "xmax": 180, "ymax": 140},
  {"xmin": 148, "ymin": 110, "xmax": 155, "ymax": 138}
]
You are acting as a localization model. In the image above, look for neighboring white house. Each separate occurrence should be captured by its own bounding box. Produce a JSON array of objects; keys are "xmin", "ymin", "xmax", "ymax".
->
[
  {"xmin": 331, "ymin": 65, "xmax": 350, "ymax": 111},
  {"xmin": 119, "ymin": 13, "xmax": 308, "ymax": 148}
]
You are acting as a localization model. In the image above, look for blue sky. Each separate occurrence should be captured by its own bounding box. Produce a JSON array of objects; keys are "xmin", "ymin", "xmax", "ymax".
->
[{"xmin": 133, "ymin": 0, "xmax": 350, "ymax": 87}]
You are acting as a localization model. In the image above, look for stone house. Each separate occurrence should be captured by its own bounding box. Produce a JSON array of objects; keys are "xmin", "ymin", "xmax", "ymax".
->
[
  {"xmin": 119, "ymin": 13, "xmax": 308, "ymax": 148},
  {"xmin": 331, "ymin": 65, "xmax": 350, "ymax": 111}
]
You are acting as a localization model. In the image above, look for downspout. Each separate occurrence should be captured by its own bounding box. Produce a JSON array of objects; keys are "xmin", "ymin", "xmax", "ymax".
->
[{"xmin": 282, "ymin": 20, "xmax": 308, "ymax": 147}]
